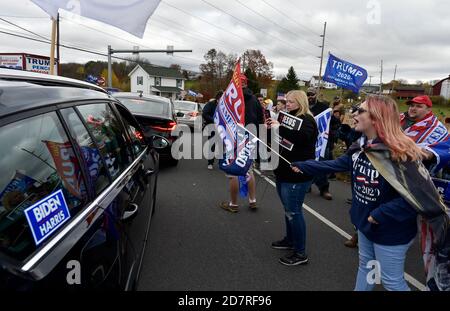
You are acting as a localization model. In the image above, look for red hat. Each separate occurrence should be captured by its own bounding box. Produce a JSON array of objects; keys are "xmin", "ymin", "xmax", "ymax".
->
[
  {"xmin": 407, "ymin": 95, "xmax": 432, "ymax": 107},
  {"xmin": 240, "ymin": 73, "xmax": 248, "ymax": 84}
]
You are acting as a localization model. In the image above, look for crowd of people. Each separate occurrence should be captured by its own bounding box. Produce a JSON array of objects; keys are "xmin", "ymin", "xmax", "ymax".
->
[{"xmin": 204, "ymin": 73, "xmax": 449, "ymax": 291}]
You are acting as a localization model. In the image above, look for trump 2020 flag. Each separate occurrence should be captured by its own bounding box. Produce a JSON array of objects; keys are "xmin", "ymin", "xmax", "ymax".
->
[
  {"xmin": 323, "ymin": 53, "xmax": 368, "ymax": 93},
  {"xmin": 426, "ymin": 136, "xmax": 450, "ymax": 175},
  {"xmin": 31, "ymin": 0, "xmax": 161, "ymax": 38},
  {"xmin": 214, "ymin": 61, "xmax": 257, "ymax": 179},
  {"xmin": 314, "ymin": 108, "xmax": 332, "ymax": 160}
]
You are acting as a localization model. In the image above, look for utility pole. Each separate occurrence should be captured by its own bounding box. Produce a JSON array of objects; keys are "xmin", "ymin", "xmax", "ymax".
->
[
  {"xmin": 317, "ymin": 22, "xmax": 327, "ymax": 98},
  {"xmin": 390, "ymin": 64, "xmax": 397, "ymax": 94},
  {"xmin": 107, "ymin": 46, "xmax": 193, "ymax": 88},
  {"xmin": 56, "ymin": 13, "xmax": 60, "ymax": 75},
  {"xmin": 379, "ymin": 60, "xmax": 383, "ymax": 94},
  {"xmin": 369, "ymin": 75, "xmax": 374, "ymax": 86}
]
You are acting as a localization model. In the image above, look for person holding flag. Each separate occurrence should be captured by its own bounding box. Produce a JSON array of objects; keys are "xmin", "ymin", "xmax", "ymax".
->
[
  {"xmin": 215, "ymin": 64, "xmax": 264, "ymax": 213},
  {"xmin": 290, "ymin": 95, "xmax": 448, "ymax": 291},
  {"xmin": 267, "ymin": 90, "xmax": 318, "ymax": 266}
]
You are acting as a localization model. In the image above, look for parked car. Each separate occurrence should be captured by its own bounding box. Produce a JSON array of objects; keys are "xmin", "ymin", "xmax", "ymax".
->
[
  {"xmin": 173, "ymin": 100, "xmax": 203, "ymax": 131},
  {"xmin": 113, "ymin": 92, "xmax": 179, "ymax": 166},
  {"xmin": 0, "ymin": 68, "xmax": 167, "ymax": 290}
]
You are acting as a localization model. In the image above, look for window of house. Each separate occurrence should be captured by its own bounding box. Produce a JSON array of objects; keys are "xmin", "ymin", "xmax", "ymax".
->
[
  {"xmin": 137, "ymin": 76, "xmax": 143, "ymax": 85},
  {"xmin": 176, "ymin": 79, "xmax": 183, "ymax": 88},
  {"xmin": 155, "ymin": 77, "xmax": 161, "ymax": 86}
]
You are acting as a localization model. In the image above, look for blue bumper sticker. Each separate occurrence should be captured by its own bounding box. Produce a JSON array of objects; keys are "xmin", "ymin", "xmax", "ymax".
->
[{"xmin": 24, "ymin": 190, "xmax": 71, "ymax": 245}]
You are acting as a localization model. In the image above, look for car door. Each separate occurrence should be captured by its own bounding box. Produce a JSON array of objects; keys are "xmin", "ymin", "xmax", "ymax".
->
[
  {"xmin": 75, "ymin": 102, "xmax": 147, "ymax": 289},
  {"xmin": 112, "ymin": 102, "xmax": 158, "ymax": 286}
]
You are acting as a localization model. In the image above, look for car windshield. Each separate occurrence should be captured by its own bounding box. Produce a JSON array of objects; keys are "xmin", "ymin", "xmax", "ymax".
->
[
  {"xmin": 174, "ymin": 101, "xmax": 197, "ymax": 111},
  {"xmin": 117, "ymin": 97, "xmax": 169, "ymax": 117}
]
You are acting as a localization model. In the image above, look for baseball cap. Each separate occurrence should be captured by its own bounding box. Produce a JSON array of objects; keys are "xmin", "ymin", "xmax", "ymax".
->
[
  {"xmin": 240, "ymin": 73, "xmax": 248, "ymax": 84},
  {"xmin": 407, "ymin": 95, "xmax": 432, "ymax": 107}
]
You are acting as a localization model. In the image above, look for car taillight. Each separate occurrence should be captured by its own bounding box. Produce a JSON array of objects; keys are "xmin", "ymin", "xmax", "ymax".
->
[
  {"xmin": 150, "ymin": 121, "xmax": 177, "ymax": 132},
  {"xmin": 188, "ymin": 111, "xmax": 199, "ymax": 117}
]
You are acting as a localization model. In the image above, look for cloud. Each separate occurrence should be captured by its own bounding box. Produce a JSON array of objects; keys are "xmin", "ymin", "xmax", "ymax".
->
[{"xmin": 1, "ymin": 0, "xmax": 449, "ymax": 82}]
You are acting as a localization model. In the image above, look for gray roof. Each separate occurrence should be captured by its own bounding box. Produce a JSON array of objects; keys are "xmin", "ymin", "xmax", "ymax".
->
[
  {"xmin": 137, "ymin": 64, "xmax": 184, "ymax": 79},
  {"xmin": 153, "ymin": 86, "xmax": 183, "ymax": 93}
]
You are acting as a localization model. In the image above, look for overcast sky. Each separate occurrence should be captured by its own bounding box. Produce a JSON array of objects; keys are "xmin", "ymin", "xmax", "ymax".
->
[{"xmin": 1, "ymin": 0, "xmax": 450, "ymax": 83}]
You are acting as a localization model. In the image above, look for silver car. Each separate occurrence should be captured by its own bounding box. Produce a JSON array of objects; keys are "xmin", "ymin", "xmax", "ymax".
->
[{"xmin": 173, "ymin": 100, "xmax": 203, "ymax": 131}]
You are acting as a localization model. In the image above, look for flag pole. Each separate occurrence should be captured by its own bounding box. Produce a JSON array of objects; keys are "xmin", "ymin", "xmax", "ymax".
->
[
  {"xmin": 237, "ymin": 124, "xmax": 292, "ymax": 166},
  {"xmin": 49, "ymin": 17, "xmax": 57, "ymax": 75}
]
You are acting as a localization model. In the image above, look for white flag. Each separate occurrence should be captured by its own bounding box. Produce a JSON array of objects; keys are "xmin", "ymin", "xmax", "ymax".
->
[{"xmin": 31, "ymin": 0, "xmax": 161, "ymax": 38}]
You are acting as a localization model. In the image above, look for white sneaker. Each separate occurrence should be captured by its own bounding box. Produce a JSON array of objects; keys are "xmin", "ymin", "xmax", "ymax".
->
[{"xmin": 207, "ymin": 164, "xmax": 213, "ymax": 170}]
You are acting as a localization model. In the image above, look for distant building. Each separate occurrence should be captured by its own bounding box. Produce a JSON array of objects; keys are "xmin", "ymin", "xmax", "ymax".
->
[
  {"xmin": 361, "ymin": 85, "xmax": 380, "ymax": 94},
  {"xmin": 393, "ymin": 85, "xmax": 425, "ymax": 100},
  {"xmin": 432, "ymin": 75, "xmax": 450, "ymax": 99},
  {"xmin": 128, "ymin": 64, "xmax": 185, "ymax": 100},
  {"xmin": 0, "ymin": 53, "xmax": 58, "ymax": 75},
  {"xmin": 309, "ymin": 76, "xmax": 338, "ymax": 89}
]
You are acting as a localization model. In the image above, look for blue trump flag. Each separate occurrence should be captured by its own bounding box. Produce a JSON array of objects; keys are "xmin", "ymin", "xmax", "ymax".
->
[{"xmin": 323, "ymin": 54, "xmax": 368, "ymax": 93}]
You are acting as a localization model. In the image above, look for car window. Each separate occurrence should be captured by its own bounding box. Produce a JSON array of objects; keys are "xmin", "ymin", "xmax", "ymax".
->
[
  {"xmin": 117, "ymin": 97, "xmax": 169, "ymax": 117},
  {"xmin": 60, "ymin": 108, "xmax": 111, "ymax": 194},
  {"xmin": 77, "ymin": 104, "xmax": 134, "ymax": 181},
  {"xmin": 114, "ymin": 105, "xmax": 147, "ymax": 156},
  {"xmin": 174, "ymin": 101, "xmax": 197, "ymax": 111},
  {"xmin": 0, "ymin": 112, "xmax": 88, "ymax": 260}
]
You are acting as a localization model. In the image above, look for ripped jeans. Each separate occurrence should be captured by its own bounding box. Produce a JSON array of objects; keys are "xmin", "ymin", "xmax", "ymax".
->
[{"xmin": 276, "ymin": 180, "xmax": 312, "ymax": 255}]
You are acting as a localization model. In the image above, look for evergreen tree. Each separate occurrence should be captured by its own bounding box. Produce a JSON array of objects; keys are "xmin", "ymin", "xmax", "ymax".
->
[{"xmin": 276, "ymin": 66, "xmax": 300, "ymax": 95}]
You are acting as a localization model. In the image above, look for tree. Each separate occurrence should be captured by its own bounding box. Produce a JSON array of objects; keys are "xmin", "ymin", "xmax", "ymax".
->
[
  {"xmin": 276, "ymin": 66, "xmax": 300, "ymax": 94},
  {"xmin": 170, "ymin": 64, "xmax": 181, "ymax": 71},
  {"xmin": 199, "ymin": 49, "xmax": 238, "ymax": 98},
  {"xmin": 244, "ymin": 68, "xmax": 260, "ymax": 94},
  {"xmin": 242, "ymin": 49, "xmax": 273, "ymax": 88}
]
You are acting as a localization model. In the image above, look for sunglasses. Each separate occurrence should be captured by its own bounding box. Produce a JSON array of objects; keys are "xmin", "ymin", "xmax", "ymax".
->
[
  {"xmin": 351, "ymin": 105, "xmax": 368, "ymax": 115},
  {"xmin": 307, "ymin": 93, "xmax": 316, "ymax": 97}
]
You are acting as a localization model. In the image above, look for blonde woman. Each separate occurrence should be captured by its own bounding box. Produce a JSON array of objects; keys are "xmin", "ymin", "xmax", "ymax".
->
[{"xmin": 266, "ymin": 90, "xmax": 318, "ymax": 266}]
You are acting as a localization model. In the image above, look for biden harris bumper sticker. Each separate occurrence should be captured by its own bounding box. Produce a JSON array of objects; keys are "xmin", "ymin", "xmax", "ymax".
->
[{"xmin": 24, "ymin": 190, "xmax": 71, "ymax": 245}]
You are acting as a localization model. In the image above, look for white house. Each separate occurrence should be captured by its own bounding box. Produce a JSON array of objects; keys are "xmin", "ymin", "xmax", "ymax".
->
[
  {"xmin": 309, "ymin": 76, "xmax": 338, "ymax": 89},
  {"xmin": 128, "ymin": 64, "xmax": 185, "ymax": 100}
]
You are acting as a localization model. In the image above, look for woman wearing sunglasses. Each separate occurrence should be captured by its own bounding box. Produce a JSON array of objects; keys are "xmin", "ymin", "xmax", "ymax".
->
[{"xmin": 291, "ymin": 95, "xmax": 427, "ymax": 290}]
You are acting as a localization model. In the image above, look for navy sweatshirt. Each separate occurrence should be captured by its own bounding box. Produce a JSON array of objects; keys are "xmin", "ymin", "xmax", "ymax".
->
[{"xmin": 293, "ymin": 139, "xmax": 418, "ymax": 245}]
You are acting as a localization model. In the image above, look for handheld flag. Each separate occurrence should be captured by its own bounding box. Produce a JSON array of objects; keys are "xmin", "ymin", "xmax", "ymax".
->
[
  {"xmin": 323, "ymin": 54, "xmax": 368, "ymax": 93},
  {"xmin": 31, "ymin": 0, "xmax": 161, "ymax": 38},
  {"xmin": 214, "ymin": 61, "xmax": 257, "ymax": 178},
  {"xmin": 314, "ymin": 108, "xmax": 333, "ymax": 160}
]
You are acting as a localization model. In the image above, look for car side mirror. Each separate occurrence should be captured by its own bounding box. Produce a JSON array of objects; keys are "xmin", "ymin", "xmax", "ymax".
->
[{"xmin": 150, "ymin": 135, "xmax": 170, "ymax": 149}]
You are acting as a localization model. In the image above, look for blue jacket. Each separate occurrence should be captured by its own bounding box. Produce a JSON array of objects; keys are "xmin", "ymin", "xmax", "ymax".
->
[{"xmin": 293, "ymin": 140, "xmax": 418, "ymax": 245}]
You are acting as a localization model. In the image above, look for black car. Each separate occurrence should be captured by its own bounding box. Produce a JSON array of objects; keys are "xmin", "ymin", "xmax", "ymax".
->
[
  {"xmin": 113, "ymin": 92, "xmax": 179, "ymax": 166},
  {"xmin": 0, "ymin": 69, "xmax": 166, "ymax": 290}
]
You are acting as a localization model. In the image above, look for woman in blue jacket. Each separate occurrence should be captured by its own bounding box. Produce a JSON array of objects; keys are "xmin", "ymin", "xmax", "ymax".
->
[{"xmin": 292, "ymin": 95, "xmax": 424, "ymax": 291}]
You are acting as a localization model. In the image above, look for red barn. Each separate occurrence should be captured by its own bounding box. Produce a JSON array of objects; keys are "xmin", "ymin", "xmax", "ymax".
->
[
  {"xmin": 432, "ymin": 75, "xmax": 450, "ymax": 99},
  {"xmin": 393, "ymin": 85, "xmax": 426, "ymax": 100}
]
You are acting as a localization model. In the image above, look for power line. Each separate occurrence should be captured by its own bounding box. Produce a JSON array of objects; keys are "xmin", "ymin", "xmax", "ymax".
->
[
  {"xmin": 234, "ymin": 0, "xmax": 319, "ymax": 51},
  {"xmin": 160, "ymin": 1, "xmax": 257, "ymax": 45},
  {"xmin": 0, "ymin": 14, "xmax": 48, "ymax": 19},
  {"xmin": 160, "ymin": 1, "xmax": 298, "ymax": 61},
  {"xmin": 199, "ymin": 0, "xmax": 314, "ymax": 56},
  {"xmin": 0, "ymin": 30, "xmax": 199, "ymax": 71},
  {"xmin": 0, "ymin": 17, "xmax": 50, "ymax": 42},
  {"xmin": 260, "ymin": 0, "xmax": 320, "ymax": 37}
]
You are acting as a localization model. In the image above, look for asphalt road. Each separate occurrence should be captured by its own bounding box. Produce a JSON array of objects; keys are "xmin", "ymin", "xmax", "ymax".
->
[{"xmin": 138, "ymin": 155, "xmax": 426, "ymax": 291}]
